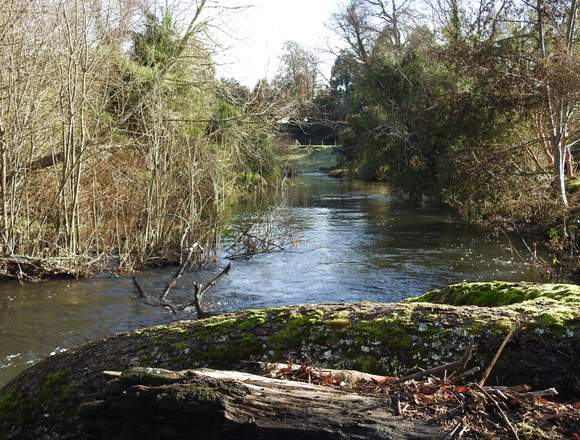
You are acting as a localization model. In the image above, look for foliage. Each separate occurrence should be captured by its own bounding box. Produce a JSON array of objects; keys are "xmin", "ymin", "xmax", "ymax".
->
[
  {"xmin": 325, "ymin": 0, "xmax": 578, "ymax": 226},
  {"xmin": 0, "ymin": 1, "xmax": 281, "ymax": 279}
]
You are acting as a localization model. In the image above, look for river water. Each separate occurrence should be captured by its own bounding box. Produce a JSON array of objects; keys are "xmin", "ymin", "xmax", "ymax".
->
[{"xmin": 0, "ymin": 173, "xmax": 540, "ymax": 387}]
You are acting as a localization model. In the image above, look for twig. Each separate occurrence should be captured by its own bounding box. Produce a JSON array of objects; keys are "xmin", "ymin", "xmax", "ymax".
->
[
  {"xmin": 177, "ymin": 263, "xmax": 232, "ymax": 314},
  {"xmin": 394, "ymin": 342, "xmax": 473, "ymax": 385},
  {"xmin": 392, "ymin": 359, "xmax": 464, "ymax": 384},
  {"xmin": 159, "ymin": 245, "xmax": 197, "ymax": 303},
  {"xmin": 446, "ymin": 422, "xmax": 462, "ymax": 439},
  {"xmin": 513, "ymin": 388, "xmax": 558, "ymax": 399},
  {"xmin": 484, "ymin": 385, "xmax": 530, "ymax": 393},
  {"xmin": 450, "ymin": 367, "xmax": 480, "ymax": 384},
  {"xmin": 456, "ymin": 423, "xmax": 468, "ymax": 439},
  {"xmin": 473, "ymin": 383, "xmax": 520, "ymax": 440},
  {"xmin": 479, "ymin": 325, "xmax": 519, "ymax": 387}
]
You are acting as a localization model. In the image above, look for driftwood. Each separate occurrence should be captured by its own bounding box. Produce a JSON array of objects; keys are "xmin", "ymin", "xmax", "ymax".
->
[
  {"xmin": 176, "ymin": 262, "xmax": 232, "ymax": 316},
  {"xmin": 132, "ymin": 254, "xmax": 231, "ymax": 317},
  {"xmin": 245, "ymin": 361, "xmax": 390, "ymax": 383},
  {"xmin": 79, "ymin": 368, "xmax": 441, "ymax": 440}
]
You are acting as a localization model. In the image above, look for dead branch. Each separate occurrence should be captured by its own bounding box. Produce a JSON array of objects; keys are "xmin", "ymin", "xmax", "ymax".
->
[
  {"xmin": 132, "ymin": 276, "xmax": 149, "ymax": 300},
  {"xmin": 395, "ymin": 342, "xmax": 473, "ymax": 385},
  {"xmin": 131, "ymin": 275, "xmax": 176, "ymax": 314},
  {"xmin": 244, "ymin": 361, "xmax": 391, "ymax": 384},
  {"xmin": 449, "ymin": 367, "xmax": 480, "ymax": 384},
  {"xmin": 511, "ymin": 388, "xmax": 558, "ymax": 399},
  {"xmin": 158, "ymin": 245, "xmax": 197, "ymax": 303},
  {"xmin": 479, "ymin": 324, "xmax": 519, "ymax": 387},
  {"xmin": 192, "ymin": 282, "xmax": 208, "ymax": 318},
  {"xmin": 177, "ymin": 262, "xmax": 232, "ymax": 316}
]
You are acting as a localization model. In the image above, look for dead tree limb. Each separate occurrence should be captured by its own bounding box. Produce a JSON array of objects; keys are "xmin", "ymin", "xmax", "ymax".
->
[
  {"xmin": 79, "ymin": 368, "xmax": 441, "ymax": 439},
  {"xmin": 158, "ymin": 245, "xmax": 197, "ymax": 303},
  {"xmin": 132, "ymin": 276, "xmax": 149, "ymax": 300},
  {"xmin": 244, "ymin": 361, "xmax": 390, "ymax": 383},
  {"xmin": 177, "ymin": 263, "xmax": 232, "ymax": 316},
  {"xmin": 131, "ymin": 276, "xmax": 176, "ymax": 314},
  {"xmin": 132, "ymin": 261, "xmax": 231, "ymax": 317},
  {"xmin": 199, "ymin": 262, "xmax": 232, "ymax": 297},
  {"xmin": 479, "ymin": 324, "xmax": 519, "ymax": 387}
]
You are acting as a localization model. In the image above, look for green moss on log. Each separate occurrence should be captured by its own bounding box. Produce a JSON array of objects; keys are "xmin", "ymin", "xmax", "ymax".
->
[
  {"xmin": 407, "ymin": 282, "xmax": 579, "ymax": 307},
  {"xmin": 1, "ymin": 282, "xmax": 579, "ymax": 440},
  {"xmin": 407, "ymin": 282, "xmax": 579, "ymax": 335},
  {"xmin": 0, "ymin": 391, "xmax": 34, "ymax": 440}
]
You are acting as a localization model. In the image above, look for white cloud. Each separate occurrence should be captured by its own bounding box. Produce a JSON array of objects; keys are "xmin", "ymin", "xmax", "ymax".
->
[{"xmin": 213, "ymin": 0, "xmax": 341, "ymax": 87}]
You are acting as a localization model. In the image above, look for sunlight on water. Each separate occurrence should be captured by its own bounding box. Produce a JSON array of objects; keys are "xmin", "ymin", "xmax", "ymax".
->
[{"xmin": 0, "ymin": 173, "xmax": 541, "ymax": 387}]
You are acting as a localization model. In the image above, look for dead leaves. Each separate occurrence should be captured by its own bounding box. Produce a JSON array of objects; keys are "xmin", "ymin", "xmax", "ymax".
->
[{"xmin": 269, "ymin": 361, "xmax": 580, "ymax": 440}]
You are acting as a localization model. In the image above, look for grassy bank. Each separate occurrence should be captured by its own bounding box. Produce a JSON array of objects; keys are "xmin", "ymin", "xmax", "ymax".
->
[{"xmin": 282, "ymin": 145, "xmax": 340, "ymax": 173}]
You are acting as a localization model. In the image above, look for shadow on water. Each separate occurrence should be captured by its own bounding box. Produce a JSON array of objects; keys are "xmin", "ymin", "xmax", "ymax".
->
[{"xmin": 0, "ymin": 173, "xmax": 541, "ymax": 386}]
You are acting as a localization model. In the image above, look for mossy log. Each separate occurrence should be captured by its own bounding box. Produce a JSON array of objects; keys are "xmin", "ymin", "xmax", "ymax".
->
[
  {"xmin": 79, "ymin": 367, "xmax": 440, "ymax": 439},
  {"xmin": 1, "ymin": 282, "xmax": 578, "ymax": 439}
]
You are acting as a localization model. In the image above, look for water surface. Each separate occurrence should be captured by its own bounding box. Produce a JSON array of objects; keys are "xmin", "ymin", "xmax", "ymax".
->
[{"xmin": 0, "ymin": 174, "xmax": 540, "ymax": 386}]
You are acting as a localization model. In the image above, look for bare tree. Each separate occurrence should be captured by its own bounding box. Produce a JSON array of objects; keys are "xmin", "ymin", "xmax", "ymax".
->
[
  {"xmin": 0, "ymin": 0, "xmax": 283, "ymax": 280},
  {"xmin": 531, "ymin": 0, "xmax": 578, "ymax": 207}
]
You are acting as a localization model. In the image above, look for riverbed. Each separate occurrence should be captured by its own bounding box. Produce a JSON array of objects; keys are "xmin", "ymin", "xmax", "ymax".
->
[{"xmin": 0, "ymin": 173, "xmax": 540, "ymax": 387}]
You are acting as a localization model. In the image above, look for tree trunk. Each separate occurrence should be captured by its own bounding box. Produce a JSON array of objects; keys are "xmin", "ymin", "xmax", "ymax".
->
[
  {"xmin": 565, "ymin": 145, "xmax": 574, "ymax": 178},
  {"xmin": 79, "ymin": 368, "xmax": 441, "ymax": 440},
  {"xmin": 554, "ymin": 139, "xmax": 569, "ymax": 207},
  {"xmin": 1, "ymin": 288, "xmax": 578, "ymax": 439}
]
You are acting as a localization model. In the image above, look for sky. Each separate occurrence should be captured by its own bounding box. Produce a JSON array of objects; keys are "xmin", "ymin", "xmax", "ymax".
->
[{"xmin": 213, "ymin": 0, "xmax": 341, "ymax": 88}]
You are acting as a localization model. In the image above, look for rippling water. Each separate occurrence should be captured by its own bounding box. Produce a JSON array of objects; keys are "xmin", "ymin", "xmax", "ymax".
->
[{"xmin": 0, "ymin": 173, "xmax": 540, "ymax": 386}]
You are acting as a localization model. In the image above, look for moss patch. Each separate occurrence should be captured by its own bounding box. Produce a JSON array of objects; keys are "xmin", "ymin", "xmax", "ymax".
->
[
  {"xmin": 407, "ymin": 282, "xmax": 580, "ymax": 307},
  {"xmin": 39, "ymin": 370, "xmax": 78, "ymax": 419},
  {"xmin": 407, "ymin": 282, "xmax": 579, "ymax": 335},
  {"xmin": 268, "ymin": 309, "xmax": 325, "ymax": 351},
  {"xmin": 0, "ymin": 390, "xmax": 33, "ymax": 440}
]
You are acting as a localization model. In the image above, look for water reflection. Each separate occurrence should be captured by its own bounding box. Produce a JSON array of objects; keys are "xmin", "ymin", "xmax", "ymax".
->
[{"xmin": 0, "ymin": 173, "xmax": 540, "ymax": 386}]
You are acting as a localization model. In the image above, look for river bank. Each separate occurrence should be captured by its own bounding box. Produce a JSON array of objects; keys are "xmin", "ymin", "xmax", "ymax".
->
[{"xmin": 0, "ymin": 173, "xmax": 541, "ymax": 388}]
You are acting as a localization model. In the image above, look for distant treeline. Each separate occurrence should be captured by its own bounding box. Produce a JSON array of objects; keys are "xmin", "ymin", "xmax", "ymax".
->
[{"xmin": 273, "ymin": 0, "xmax": 579, "ymax": 278}]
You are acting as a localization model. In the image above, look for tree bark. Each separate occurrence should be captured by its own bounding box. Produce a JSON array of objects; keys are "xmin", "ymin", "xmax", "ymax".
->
[{"xmin": 79, "ymin": 368, "xmax": 441, "ymax": 439}]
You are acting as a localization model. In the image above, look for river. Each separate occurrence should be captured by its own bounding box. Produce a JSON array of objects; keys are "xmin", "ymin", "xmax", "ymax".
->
[{"xmin": 0, "ymin": 173, "xmax": 540, "ymax": 387}]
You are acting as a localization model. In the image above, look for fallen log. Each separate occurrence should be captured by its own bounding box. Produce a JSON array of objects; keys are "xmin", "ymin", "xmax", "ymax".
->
[
  {"xmin": 0, "ymin": 282, "xmax": 578, "ymax": 439},
  {"xmin": 79, "ymin": 367, "xmax": 441, "ymax": 439},
  {"xmin": 245, "ymin": 361, "xmax": 390, "ymax": 383}
]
